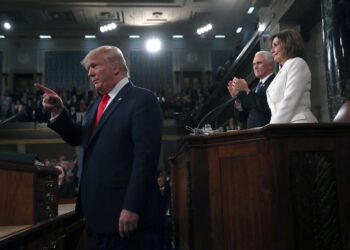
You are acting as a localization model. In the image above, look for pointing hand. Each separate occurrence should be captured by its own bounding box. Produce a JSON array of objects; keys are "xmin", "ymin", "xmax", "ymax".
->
[{"xmin": 34, "ymin": 83, "xmax": 64, "ymax": 115}]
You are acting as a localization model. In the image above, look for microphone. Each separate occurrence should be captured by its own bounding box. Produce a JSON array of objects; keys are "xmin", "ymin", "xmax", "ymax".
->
[
  {"xmin": 186, "ymin": 96, "xmax": 237, "ymax": 135},
  {"xmin": 0, "ymin": 109, "xmax": 26, "ymax": 126}
]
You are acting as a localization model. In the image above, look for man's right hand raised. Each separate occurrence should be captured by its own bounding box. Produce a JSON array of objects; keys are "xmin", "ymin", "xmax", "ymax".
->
[{"xmin": 34, "ymin": 83, "xmax": 64, "ymax": 116}]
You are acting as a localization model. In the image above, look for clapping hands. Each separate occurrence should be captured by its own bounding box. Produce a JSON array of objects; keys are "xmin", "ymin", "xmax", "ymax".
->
[{"xmin": 227, "ymin": 77, "xmax": 250, "ymax": 97}]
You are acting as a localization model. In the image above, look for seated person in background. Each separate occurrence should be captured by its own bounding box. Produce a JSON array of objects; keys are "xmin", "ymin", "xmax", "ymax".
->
[
  {"xmin": 267, "ymin": 29, "xmax": 318, "ymax": 123},
  {"xmin": 55, "ymin": 165, "xmax": 65, "ymax": 187},
  {"xmin": 157, "ymin": 172, "xmax": 171, "ymax": 213},
  {"xmin": 55, "ymin": 159, "xmax": 78, "ymax": 199},
  {"xmin": 60, "ymin": 160, "xmax": 78, "ymax": 198},
  {"xmin": 157, "ymin": 172, "xmax": 172, "ymax": 250},
  {"xmin": 227, "ymin": 51, "xmax": 275, "ymax": 128}
]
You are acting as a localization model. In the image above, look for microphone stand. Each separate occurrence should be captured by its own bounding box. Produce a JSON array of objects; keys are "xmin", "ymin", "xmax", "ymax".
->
[
  {"xmin": 0, "ymin": 110, "xmax": 26, "ymax": 127},
  {"xmin": 186, "ymin": 97, "xmax": 236, "ymax": 135}
]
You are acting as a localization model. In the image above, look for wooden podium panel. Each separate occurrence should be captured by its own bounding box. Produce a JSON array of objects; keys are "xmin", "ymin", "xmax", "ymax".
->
[
  {"xmin": 170, "ymin": 123, "xmax": 350, "ymax": 250},
  {"xmin": 0, "ymin": 160, "xmax": 59, "ymax": 226},
  {"xmin": 0, "ymin": 204, "xmax": 85, "ymax": 250},
  {"xmin": 0, "ymin": 168, "xmax": 35, "ymax": 225}
]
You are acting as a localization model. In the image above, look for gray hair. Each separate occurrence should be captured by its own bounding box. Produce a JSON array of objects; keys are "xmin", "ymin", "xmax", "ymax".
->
[
  {"xmin": 255, "ymin": 50, "xmax": 274, "ymax": 63},
  {"xmin": 81, "ymin": 45, "xmax": 129, "ymax": 77}
]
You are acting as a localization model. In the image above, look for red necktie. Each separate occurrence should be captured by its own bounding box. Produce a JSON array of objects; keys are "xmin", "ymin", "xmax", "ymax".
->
[{"xmin": 94, "ymin": 94, "xmax": 110, "ymax": 128}]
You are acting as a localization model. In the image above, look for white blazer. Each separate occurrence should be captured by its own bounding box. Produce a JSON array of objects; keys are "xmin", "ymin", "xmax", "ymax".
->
[{"xmin": 266, "ymin": 57, "xmax": 318, "ymax": 123}]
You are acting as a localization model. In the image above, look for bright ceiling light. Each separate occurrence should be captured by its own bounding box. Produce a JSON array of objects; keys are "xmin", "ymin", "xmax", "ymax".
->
[
  {"xmin": 145, "ymin": 38, "xmax": 161, "ymax": 53},
  {"xmin": 3, "ymin": 22, "xmax": 11, "ymax": 30},
  {"xmin": 0, "ymin": 35, "xmax": 5, "ymax": 38},
  {"xmin": 215, "ymin": 35, "xmax": 226, "ymax": 38},
  {"xmin": 85, "ymin": 35, "xmax": 96, "ymax": 39},
  {"xmin": 129, "ymin": 35, "xmax": 140, "ymax": 39},
  {"xmin": 100, "ymin": 22, "xmax": 117, "ymax": 33},
  {"xmin": 236, "ymin": 27, "xmax": 242, "ymax": 33},
  {"xmin": 39, "ymin": 35, "xmax": 52, "ymax": 39},
  {"xmin": 172, "ymin": 35, "xmax": 183, "ymax": 39},
  {"xmin": 247, "ymin": 7, "xmax": 255, "ymax": 14},
  {"xmin": 197, "ymin": 23, "xmax": 213, "ymax": 35}
]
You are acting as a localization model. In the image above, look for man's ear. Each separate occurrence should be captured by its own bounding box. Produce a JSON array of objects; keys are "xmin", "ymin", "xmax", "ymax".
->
[{"xmin": 114, "ymin": 65, "xmax": 120, "ymax": 75}]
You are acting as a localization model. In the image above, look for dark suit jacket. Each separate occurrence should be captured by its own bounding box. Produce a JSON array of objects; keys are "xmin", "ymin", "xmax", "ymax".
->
[
  {"xmin": 49, "ymin": 82, "xmax": 163, "ymax": 233},
  {"xmin": 236, "ymin": 74, "xmax": 275, "ymax": 128}
]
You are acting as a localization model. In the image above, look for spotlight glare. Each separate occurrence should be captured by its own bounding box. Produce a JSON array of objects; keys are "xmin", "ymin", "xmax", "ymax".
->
[
  {"xmin": 247, "ymin": 7, "xmax": 255, "ymax": 14},
  {"xmin": 196, "ymin": 23, "xmax": 213, "ymax": 35},
  {"xmin": 258, "ymin": 23, "xmax": 266, "ymax": 32},
  {"xmin": 3, "ymin": 22, "xmax": 11, "ymax": 30},
  {"xmin": 145, "ymin": 38, "xmax": 161, "ymax": 53},
  {"xmin": 236, "ymin": 27, "xmax": 242, "ymax": 33},
  {"xmin": 99, "ymin": 22, "xmax": 117, "ymax": 33}
]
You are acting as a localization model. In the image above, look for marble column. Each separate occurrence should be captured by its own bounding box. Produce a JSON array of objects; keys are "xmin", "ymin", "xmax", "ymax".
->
[
  {"xmin": 321, "ymin": 0, "xmax": 350, "ymax": 119},
  {"xmin": 0, "ymin": 52, "xmax": 3, "ymax": 98},
  {"xmin": 1, "ymin": 73, "xmax": 8, "ymax": 98}
]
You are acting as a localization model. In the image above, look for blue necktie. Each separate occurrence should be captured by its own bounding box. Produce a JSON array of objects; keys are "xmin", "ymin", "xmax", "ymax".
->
[{"xmin": 255, "ymin": 82, "xmax": 263, "ymax": 93}]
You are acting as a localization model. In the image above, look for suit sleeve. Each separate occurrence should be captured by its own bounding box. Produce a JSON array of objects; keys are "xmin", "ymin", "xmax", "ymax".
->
[
  {"xmin": 234, "ymin": 104, "xmax": 248, "ymax": 125},
  {"xmin": 269, "ymin": 58, "xmax": 310, "ymax": 123},
  {"xmin": 122, "ymin": 92, "xmax": 163, "ymax": 213},
  {"xmin": 48, "ymin": 109, "xmax": 83, "ymax": 146},
  {"xmin": 237, "ymin": 90, "xmax": 271, "ymax": 115}
]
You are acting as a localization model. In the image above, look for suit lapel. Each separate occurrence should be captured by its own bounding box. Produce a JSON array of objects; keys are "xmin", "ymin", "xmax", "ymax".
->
[
  {"xmin": 84, "ymin": 101, "xmax": 99, "ymax": 127},
  {"xmin": 86, "ymin": 82, "xmax": 133, "ymax": 146},
  {"xmin": 256, "ymin": 74, "xmax": 275, "ymax": 93},
  {"xmin": 264, "ymin": 74, "xmax": 275, "ymax": 87}
]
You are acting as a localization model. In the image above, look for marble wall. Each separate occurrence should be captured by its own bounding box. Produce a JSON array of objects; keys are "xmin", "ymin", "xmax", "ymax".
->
[{"xmin": 321, "ymin": 0, "xmax": 350, "ymax": 119}]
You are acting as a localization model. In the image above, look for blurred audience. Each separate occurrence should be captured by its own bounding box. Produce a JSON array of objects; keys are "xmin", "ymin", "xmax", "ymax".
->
[
  {"xmin": 157, "ymin": 171, "xmax": 172, "ymax": 250},
  {"xmin": 1, "ymin": 85, "xmax": 212, "ymax": 124},
  {"xmin": 1, "ymin": 87, "xmax": 95, "ymax": 123},
  {"xmin": 44, "ymin": 155, "xmax": 79, "ymax": 199}
]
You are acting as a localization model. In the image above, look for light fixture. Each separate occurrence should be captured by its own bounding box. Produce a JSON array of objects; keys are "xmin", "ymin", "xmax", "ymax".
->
[
  {"xmin": 129, "ymin": 35, "xmax": 140, "ymax": 39},
  {"xmin": 258, "ymin": 23, "xmax": 266, "ymax": 32},
  {"xmin": 247, "ymin": 7, "xmax": 255, "ymax": 14},
  {"xmin": 100, "ymin": 22, "xmax": 117, "ymax": 33},
  {"xmin": 3, "ymin": 22, "xmax": 11, "ymax": 30},
  {"xmin": 215, "ymin": 35, "xmax": 226, "ymax": 38},
  {"xmin": 85, "ymin": 35, "xmax": 96, "ymax": 39},
  {"xmin": 172, "ymin": 35, "xmax": 183, "ymax": 39},
  {"xmin": 0, "ymin": 35, "xmax": 5, "ymax": 38},
  {"xmin": 145, "ymin": 38, "xmax": 161, "ymax": 53},
  {"xmin": 236, "ymin": 27, "xmax": 242, "ymax": 33},
  {"xmin": 197, "ymin": 23, "xmax": 213, "ymax": 35},
  {"xmin": 39, "ymin": 35, "xmax": 52, "ymax": 39}
]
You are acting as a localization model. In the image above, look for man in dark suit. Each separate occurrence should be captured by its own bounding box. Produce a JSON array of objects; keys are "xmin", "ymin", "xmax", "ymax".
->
[
  {"xmin": 227, "ymin": 51, "xmax": 275, "ymax": 128},
  {"xmin": 34, "ymin": 45, "xmax": 163, "ymax": 250}
]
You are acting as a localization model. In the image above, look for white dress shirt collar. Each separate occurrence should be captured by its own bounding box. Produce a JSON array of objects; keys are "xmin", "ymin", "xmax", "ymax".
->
[
  {"xmin": 107, "ymin": 77, "xmax": 129, "ymax": 101},
  {"xmin": 260, "ymin": 73, "xmax": 273, "ymax": 85},
  {"xmin": 104, "ymin": 77, "xmax": 129, "ymax": 109}
]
